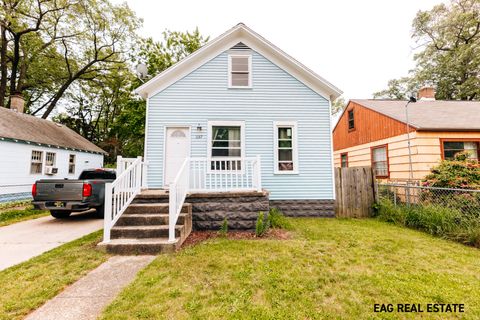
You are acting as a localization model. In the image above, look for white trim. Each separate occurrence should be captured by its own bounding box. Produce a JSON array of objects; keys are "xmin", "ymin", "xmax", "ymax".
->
[
  {"xmin": 143, "ymin": 98, "xmax": 150, "ymax": 187},
  {"xmin": 327, "ymin": 99, "xmax": 336, "ymax": 200},
  {"xmin": 207, "ymin": 120, "xmax": 246, "ymax": 166},
  {"xmin": 228, "ymin": 52, "xmax": 252, "ymax": 88},
  {"xmin": 273, "ymin": 121, "xmax": 299, "ymax": 175},
  {"xmin": 162, "ymin": 126, "xmax": 191, "ymax": 188},
  {"xmin": 135, "ymin": 23, "xmax": 342, "ymax": 100}
]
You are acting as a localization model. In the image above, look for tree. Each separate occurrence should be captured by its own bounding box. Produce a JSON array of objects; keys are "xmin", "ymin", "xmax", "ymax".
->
[
  {"xmin": 331, "ymin": 97, "xmax": 346, "ymax": 115},
  {"xmin": 56, "ymin": 29, "xmax": 208, "ymax": 163},
  {"xmin": 0, "ymin": 0, "xmax": 141, "ymax": 118},
  {"xmin": 374, "ymin": 0, "xmax": 480, "ymax": 100}
]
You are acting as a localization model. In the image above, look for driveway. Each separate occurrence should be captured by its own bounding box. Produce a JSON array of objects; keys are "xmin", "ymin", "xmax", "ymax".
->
[{"xmin": 0, "ymin": 211, "xmax": 103, "ymax": 271}]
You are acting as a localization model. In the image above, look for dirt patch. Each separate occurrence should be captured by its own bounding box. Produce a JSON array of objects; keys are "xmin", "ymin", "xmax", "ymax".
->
[{"xmin": 182, "ymin": 228, "xmax": 292, "ymax": 248}]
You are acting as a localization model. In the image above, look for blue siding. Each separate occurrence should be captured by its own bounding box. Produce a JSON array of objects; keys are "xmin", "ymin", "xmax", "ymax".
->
[{"xmin": 146, "ymin": 51, "xmax": 334, "ymax": 200}]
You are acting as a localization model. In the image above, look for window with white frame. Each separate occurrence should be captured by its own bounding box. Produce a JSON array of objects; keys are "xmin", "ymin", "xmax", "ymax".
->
[
  {"xmin": 209, "ymin": 121, "xmax": 244, "ymax": 170},
  {"xmin": 228, "ymin": 54, "xmax": 251, "ymax": 87},
  {"xmin": 68, "ymin": 154, "xmax": 76, "ymax": 174},
  {"xmin": 30, "ymin": 150, "xmax": 43, "ymax": 174},
  {"xmin": 274, "ymin": 121, "xmax": 298, "ymax": 173},
  {"xmin": 45, "ymin": 152, "xmax": 56, "ymax": 167}
]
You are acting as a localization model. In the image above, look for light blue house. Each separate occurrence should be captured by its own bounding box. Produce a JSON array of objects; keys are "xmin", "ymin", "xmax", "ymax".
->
[{"xmin": 136, "ymin": 23, "xmax": 342, "ymax": 217}]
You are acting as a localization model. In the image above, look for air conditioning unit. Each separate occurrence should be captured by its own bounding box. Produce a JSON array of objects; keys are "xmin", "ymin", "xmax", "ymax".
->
[{"xmin": 45, "ymin": 166, "xmax": 58, "ymax": 175}]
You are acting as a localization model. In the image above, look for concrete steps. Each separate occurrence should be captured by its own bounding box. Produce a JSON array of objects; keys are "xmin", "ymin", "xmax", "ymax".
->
[{"xmin": 104, "ymin": 198, "xmax": 192, "ymax": 255}]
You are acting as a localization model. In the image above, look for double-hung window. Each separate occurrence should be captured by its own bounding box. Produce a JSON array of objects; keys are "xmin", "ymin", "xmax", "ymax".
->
[
  {"xmin": 46, "ymin": 152, "xmax": 56, "ymax": 167},
  {"xmin": 68, "ymin": 154, "xmax": 76, "ymax": 174},
  {"xmin": 341, "ymin": 153, "xmax": 348, "ymax": 168},
  {"xmin": 274, "ymin": 121, "xmax": 298, "ymax": 174},
  {"xmin": 228, "ymin": 54, "xmax": 251, "ymax": 88},
  {"xmin": 348, "ymin": 109, "xmax": 355, "ymax": 130},
  {"xmin": 209, "ymin": 121, "xmax": 244, "ymax": 171},
  {"xmin": 371, "ymin": 145, "xmax": 388, "ymax": 178},
  {"xmin": 30, "ymin": 150, "xmax": 43, "ymax": 174}
]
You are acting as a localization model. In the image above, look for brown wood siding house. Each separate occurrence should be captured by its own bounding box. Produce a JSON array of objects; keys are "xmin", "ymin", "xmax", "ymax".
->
[{"xmin": 332, "ymin": 95, "xmax": 480, "ymax": 181}]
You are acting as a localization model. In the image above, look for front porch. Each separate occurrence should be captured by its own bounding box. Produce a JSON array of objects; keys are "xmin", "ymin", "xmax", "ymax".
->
[{"xmin": 101, "ymin": 156, "xmax": 267, "ymax": 254}]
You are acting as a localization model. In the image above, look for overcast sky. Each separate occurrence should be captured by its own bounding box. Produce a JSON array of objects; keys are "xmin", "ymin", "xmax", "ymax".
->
[{"xmin": 115, "ymin": 0, "xmax": 442, "ymax": 101}]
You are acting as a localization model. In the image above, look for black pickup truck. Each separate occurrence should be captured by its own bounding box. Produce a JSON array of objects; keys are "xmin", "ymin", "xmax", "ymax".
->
[{"xmin": 32, "ymin": 169, "xmax": 116, "ymax": 219}]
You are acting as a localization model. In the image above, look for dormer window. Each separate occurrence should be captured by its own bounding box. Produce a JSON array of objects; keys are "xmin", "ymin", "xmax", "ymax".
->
[{"xmin": 228, "ymin": 54, "xmax": 251, "ymax": 88}]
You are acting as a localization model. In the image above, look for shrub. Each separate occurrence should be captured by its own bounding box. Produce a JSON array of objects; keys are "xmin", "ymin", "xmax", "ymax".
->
[
  {"xmin": 376, "ymin": 198, "xmax": 480, "ymax": 247},
  {"xmin": 255, "ymin": 212, "xmax": 270, "ymax": 237},
  {"xmin": 267, "ymin": 207, "xmax": 292, "ymax": 229},
  {"xmin": 218, "ymin": 218, "xmax": 228, "ymax": 237},
  {"xmin": 423, "ymin": 152, "xmax": 480, "ymax": 189}
]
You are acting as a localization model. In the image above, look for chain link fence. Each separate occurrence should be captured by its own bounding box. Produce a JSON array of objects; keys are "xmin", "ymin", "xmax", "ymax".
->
[
  {"xmin": 377, "ymin": 183, "xmax": 480, "ymax": 216},
  {"xmin": 0, "ymin": 184, "xmax": 33, "ymax": 204}
]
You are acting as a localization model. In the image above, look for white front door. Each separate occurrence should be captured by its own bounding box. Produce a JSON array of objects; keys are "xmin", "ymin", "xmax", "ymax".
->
[{"xmin": 164, "ymin": 127, "xmax": 190, "ymax": 187}]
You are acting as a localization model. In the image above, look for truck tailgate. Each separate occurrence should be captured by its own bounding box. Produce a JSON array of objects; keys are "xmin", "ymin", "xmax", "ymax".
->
[{"xmin": 35, "ymin": 180, "xmax": 84, "ymax": 201}]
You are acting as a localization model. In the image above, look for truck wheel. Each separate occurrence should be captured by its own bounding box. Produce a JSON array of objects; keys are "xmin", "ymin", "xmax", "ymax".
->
[
  {"xmin": 50, "ymin": 210, "xmax": 71, "ymax": 219},
  {"xmin": 95, "ymin": 205, "xmax": 105, "ymax": 219}
]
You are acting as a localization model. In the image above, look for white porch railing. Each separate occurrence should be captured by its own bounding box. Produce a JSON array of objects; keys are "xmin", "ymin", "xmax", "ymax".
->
[
  {"xmin": 168, "ymin": 156, "xmax": 262, "ymax": 242},
  {"xmin": 168, "ymin": 158, "xmax": 190, "ymax": 242},
  {"xmin": 103, "ymin": 156, "xmax": 144, "ymax": 243},
  {"xmin": 189, "ymin": 156, "xmax": 262, "ymax": 192},
  {"xmin": 102, "ymin": 155, "xmax": 262, "ymax": 244}
]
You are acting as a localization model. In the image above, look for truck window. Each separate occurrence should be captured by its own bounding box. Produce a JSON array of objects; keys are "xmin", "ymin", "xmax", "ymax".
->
[{"xmin": 78, "ymin": 170, "xmax": 116, "ymax": 180}]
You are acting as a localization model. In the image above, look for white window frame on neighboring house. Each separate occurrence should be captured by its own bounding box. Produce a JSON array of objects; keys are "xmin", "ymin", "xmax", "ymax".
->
[
  {"xmin": 228, "ymin": 53, "xmax": 252, "ymax": 88},
  {"xmin": 207, "ymin": 120, "xmax": 245, "ymax": 172},
  {"xmin": 45, "ymin": 152, "xmax": 56, "ymax": 167},
  {"xmin": 68, "ymin": 154, "xmax": 76, "ymax": 175},
  {"xmin": 273, "ymin": 121, "xmax": 299, "ymax": 174},
  {"xmin": 30, "ymin": 150, "xmax": 43, "ymax": 174}
]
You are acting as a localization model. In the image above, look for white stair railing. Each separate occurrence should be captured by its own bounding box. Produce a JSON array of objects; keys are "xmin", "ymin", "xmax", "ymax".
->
[
  {"xmin": 168, "ymin": 158, "xmax": 190, "ymax": 242},
  {"xmin": 103, "ymin": 156, "xmax": 144, "ymax": 243}
]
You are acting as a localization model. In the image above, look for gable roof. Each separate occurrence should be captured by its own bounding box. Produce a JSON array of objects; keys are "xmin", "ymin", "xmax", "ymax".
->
[
  {"xmin": 342, "ymin": 99, "xmax": 480, "ymax": 132},
  {"xmin": 135, "ymin": 23, "xmax": 342, "ymax": 101},
  {"xmin": 0, "ymin": 107, "xmax": 106, "ymax": 154}
]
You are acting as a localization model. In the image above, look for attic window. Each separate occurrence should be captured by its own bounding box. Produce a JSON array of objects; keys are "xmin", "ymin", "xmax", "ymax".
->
[
  {"xmin": 229, "ymin": 54, "xmax": 251, "ymax": 88},
  {"xmin": 348, "ymin": 109, "xmax": 355, "ymax": 130}
]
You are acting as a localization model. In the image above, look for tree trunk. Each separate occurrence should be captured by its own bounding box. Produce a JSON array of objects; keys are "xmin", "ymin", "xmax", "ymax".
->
[
  {"xmin": 0, "ymin": 25, "xmax": 8, "ymax": 107},
  {"xmin": 9, "ymin": 35, "xmax": 20, "ymax": 100}
]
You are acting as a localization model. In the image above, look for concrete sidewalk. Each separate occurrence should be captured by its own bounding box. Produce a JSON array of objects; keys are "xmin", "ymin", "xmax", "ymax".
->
[
  {"xmin": 25, "ymin": 255, "xmax": 155, "ymax": 320},
  {"xmin": 0, "ymin": 211, "xmax": 103, "ymax": 270}
]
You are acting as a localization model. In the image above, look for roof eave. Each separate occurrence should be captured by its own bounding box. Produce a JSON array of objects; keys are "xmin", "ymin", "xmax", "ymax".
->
[{"xmin": 135, "ymin": 23, "xmax": 342, "ymax": 101}]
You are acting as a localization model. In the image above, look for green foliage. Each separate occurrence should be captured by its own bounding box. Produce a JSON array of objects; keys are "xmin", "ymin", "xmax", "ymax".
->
[
  {"xmin": 331, "ymin": 97, "xmax": 346, "ymax": 115},
  {"xmin": 375, "ymin": 0, "xmax": 480, "ymax": 100},
  {"xmin": 135, "ymin": 29, "xmax": 209, "ymax": 82},
  {"xmin": 376, "ymin": 199, "xmax": 480, "ymax": 247},
  {"xmin": 267, "ymin": 207, "xmax": 292, "ymax": 229},
  {"xmin": 423, "ymin": 153, "xmax": 480, "ymax": 189},
  {"xmin": 0, "ymin": 200, "xmax": 31, "ymax": 210},
  {"xmin": 218, "ymin": 218, "xmax": 228, "ymax": 237},
  {"xmin": 255, "ymin": 212, "xmax": 270, "ymax": 237},
  {"xmin": 0, "ymin": 206, "xmax": 48, "ymax": 227}
]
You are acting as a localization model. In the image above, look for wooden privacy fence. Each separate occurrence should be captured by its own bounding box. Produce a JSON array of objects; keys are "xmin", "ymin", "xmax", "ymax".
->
[{"xmin": 335, "ymin": 166, "xmax": 376, "ymax": 218}]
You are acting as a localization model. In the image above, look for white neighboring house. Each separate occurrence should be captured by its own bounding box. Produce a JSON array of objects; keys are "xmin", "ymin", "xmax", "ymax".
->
[{"xmin": 0, "ymin": 107, "xmax": 106, "ymax": 202}]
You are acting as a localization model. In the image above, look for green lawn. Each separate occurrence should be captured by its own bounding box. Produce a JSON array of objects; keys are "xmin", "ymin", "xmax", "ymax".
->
[
  {"xmin": 101, "ymin": 218, "xmax": 480, "ymax": 320},
  {"xmin": 0, "ymin": 206, "xmax": 49, "ymax": 227},
  {"xmin": 0, "ymin": 231, "xmax": 110, "ymax": 320}
]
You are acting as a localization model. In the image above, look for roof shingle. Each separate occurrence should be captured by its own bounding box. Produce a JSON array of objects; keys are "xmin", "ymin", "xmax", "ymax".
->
[
  {"xmin": 351, "ymin": 99, "xmax": 480, "ymax": 131},
  {"xmin": 0, "ymin": 107, "xmax": 106, "ymax": 154}
]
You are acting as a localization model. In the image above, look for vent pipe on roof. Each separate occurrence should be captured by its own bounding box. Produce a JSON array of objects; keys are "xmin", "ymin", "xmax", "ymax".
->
[
  {"xmin": 10, "ymin": 93, "xmax": 25, "ymax": 113},
  {"xmin": 418, "ymin": 87, "xmax": 436, "ymax": 101}
]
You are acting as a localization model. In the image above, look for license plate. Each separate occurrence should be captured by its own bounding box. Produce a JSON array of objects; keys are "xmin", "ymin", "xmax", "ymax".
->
[{"xmin": 54, "ymin": 201, "xmax": 65, "ymax": 208}]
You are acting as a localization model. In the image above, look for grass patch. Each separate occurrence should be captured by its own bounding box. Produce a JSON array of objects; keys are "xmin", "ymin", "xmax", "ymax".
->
[
  {"xmin": 0, "ymin": 206, "xmax": 49, "ymax": 227},
  {"xmin": 101, "ymin": 218, "xmax": 480, "ymax": 319},
  {"xmin": 0, "ymin": 231, "xmax": 109, "ymax": 320},
  {"xmin": 375, "ymin": 199, "xmax": 480, "ymax": 247}
]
